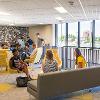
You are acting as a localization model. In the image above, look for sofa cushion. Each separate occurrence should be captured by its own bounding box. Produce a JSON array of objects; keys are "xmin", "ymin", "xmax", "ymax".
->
[{"xmin": 27, "ymin": 80, "xmax": 37, "ymax": 91}]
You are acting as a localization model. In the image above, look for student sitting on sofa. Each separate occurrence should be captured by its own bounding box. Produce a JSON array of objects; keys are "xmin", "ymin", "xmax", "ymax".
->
[
  {"xmin": 9, "ymin": 49, "xmax": 31, "ymax": 80},
  {"xmin": 74, "ymin": 48, "xmax": 87, "ymax": 68},
  {"xmin": 42, "ymin": 50, "xmax": 58, "ymax": 73}
]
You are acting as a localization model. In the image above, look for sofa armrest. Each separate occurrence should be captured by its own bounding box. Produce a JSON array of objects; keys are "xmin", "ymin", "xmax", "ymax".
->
[{"xmin": 27, "ymin": 80, "xmax": 37, "ymax": 91}]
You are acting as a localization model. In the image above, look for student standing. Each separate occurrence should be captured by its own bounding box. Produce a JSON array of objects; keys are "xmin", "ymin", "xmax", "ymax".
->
[{"xmin": 36, "ymin": 33, "xmax": 44, "ymax": 47}]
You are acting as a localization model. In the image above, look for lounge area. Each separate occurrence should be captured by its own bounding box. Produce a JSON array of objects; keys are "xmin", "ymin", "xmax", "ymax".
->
[
  {"xmin": 27, "ymin": 67, "xmax": 100, "ymax": 100},
  {"xmin": 1, "ymin": 66, "xmax": 100, "ymax": 100},
  {"xmin": 0, "ymin": 0, "xmax": 100, "ymax": 100}
]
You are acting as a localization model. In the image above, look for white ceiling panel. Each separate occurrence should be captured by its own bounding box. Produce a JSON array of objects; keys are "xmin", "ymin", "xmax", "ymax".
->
[{"xmin": 0, "ymin": 0, "xmax": 99, "ymax": 25}]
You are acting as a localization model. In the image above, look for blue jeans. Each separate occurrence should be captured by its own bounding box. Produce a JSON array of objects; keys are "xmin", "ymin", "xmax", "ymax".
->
[{"xmin": 29, "ymin": 45, "xmax": 33, "ymax": 53}]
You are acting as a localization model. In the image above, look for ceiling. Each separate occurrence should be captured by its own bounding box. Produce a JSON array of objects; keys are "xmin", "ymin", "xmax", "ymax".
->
[{"xmin": 0, "ymin": 0, "xmax": 99, "ymax": 26}]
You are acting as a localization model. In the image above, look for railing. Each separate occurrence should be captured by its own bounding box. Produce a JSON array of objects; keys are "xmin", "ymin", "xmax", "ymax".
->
[
  {"xmin": 58, "ymin": 46, "xmax": 75, "ymax": 69},
  {"xmin": 93, "ymin": 49, "xmax": 100, "ymax": 65},
  {"xmin": 43, "ymin": 46, "xmax": 100, "ymax": 69}
]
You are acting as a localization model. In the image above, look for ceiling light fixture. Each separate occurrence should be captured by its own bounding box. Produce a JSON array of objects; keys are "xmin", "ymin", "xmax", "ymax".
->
[
  {"xmin": 39, "ymin": 23, "xmax": 43, "ymax": 24},
  {"xmin": 0, "ymin": 12, "xmax": 10, "ymax": 15},
  {"xmin": 78, "ymin": 0, "xmax": 88, "ymax": 20},
  {"xmin": 9, "ymin": 23, "xmax": 14, "ymax": 26},
  {"xmin": 54, "ymin": 0, "xmax": 76, "ymax": 21},
  {"xmin": 54, "ymin": 7, "xmax": 67, "ymax": 13},
  {"xmin": 56, "ymin": 17, "xmax": 64, "ymax": 20}
]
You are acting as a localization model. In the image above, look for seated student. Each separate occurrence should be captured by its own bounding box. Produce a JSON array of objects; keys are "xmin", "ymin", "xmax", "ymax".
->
[
  {"xmin": 1, "ymin": 43, "xmax": 9, "ymax": 49},
  {"xmin": 9, "ymin": 49, "xmax": 31, "ymax": 79},
  {"xmin": 24, "ymin": 43, "xmax": 43, "ymax": 64},
  {"xmin": 74, "ymin": 48, "xmax": 87, "ymax": 68},
  {"xmin": 10, "ymin": 44, "xmax": 15, "ymax": 51},
  {"xmin": 25, "ymin": 44, "xmax": 37, "ymax": 59},
  {"xmin": 21, "ymin": 45, "xmax": 31, "ymax": 61},
  {"xmin": 42, "ymin": 50, "xmax": 58, "ymax": 73},
  {"xmin": 24, "ymin": 44, "xmax": 30, "ymax": 55},
  {"xmin": 15, "ymin": 43, "xmax": 23, "ymax": 53},
  {"xmin": 27, "ymin": 37, "xmax": 33, "ymax": 53}
]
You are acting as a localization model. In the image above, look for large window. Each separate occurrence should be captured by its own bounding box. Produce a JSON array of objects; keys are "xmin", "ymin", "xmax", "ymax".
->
[
  {"xmin": 80, "ymin": 21, "xmax": 92, "ymax": 47},
  {"xmin": 95, "ymin": 20, "xmax": 100, "ymax": 48},
  {"xmin": 68, "ymin": 22, "xmax": 78, "ymax": 46},
  {"xmin": 57, "ymin": 24, "xmax": 61, "ymax": 47},
  {"xmin": 57, "ymin": 23, "xmax": 66, "ymax": 47},
  {"xmin": 55, "ymin": 20, "xmax": 100, "ymax": 68}
]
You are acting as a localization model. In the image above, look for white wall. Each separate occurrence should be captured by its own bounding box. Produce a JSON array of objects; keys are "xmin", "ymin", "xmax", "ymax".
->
[{"xmin": 29, "ymin": 24, "xmax": 54, "ymax": 46}]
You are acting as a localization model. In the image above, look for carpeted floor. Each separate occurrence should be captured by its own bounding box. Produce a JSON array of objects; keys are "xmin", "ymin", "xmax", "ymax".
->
[
  {"xmin": 0, "ymin": 67, "xmax": 100, "ymax": 100},
  {"xmin": 0, "ymin": 67, "xmax": 41, "ymax": 100},
  {"xmin": 0, "ymin": 73, "xmax": 29, "ymax": 100}
]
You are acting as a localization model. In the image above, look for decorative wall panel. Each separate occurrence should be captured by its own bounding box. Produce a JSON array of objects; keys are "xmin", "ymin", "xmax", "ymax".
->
[{"xmin": 0, "ymin": 26, "xmax": 29, "ymax": 44}]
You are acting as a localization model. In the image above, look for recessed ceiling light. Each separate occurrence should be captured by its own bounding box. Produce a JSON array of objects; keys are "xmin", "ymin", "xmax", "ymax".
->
[
  {"xmin": 54, "ymin": 7, "xmax": 67, "ymax": 13},
  {"xmin": 10, "ymin": 23, "xmax": 14, "ymax": 25},
  {"xmin": 39, "ymin": 23, "xmax": 43, "ymax": 24},
  {"xmin": 8, "ymin": 23, "xmax": 14, "ymax": 26},
  {"xmin": 56, "ymin": 17, "xmax": 64, "ymax": 20},
  {"xmin": 0, "ymin": 12, "xmax": 10, "ymax": 15}
]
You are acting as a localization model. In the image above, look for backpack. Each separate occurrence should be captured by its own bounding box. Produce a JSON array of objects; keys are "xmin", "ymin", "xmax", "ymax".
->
[{"xmin": 16, "ymin": 76, "xmax": 28, "ymax": 87}]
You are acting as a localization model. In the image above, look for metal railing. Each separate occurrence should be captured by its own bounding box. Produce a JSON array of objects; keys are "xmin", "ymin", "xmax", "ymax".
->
[{"xmin": 43, "ymin": 46, "xmax": 100, "ymax": 69}]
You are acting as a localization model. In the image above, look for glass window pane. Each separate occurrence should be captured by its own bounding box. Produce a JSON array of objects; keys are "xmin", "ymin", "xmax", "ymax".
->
[
  {"xmin": 57, "ymin": 23, "xmax": 66, "ymax": 47},
  {"xmin": 61, "ymin": 23, "xmax": 66, "ymax": 46},
  {"xmin": 57, "ymin": 24, "xmax": 61, "ymax": 47},
  {"xmin": 68, "ymin": 22, "xmax": 78, "ymax": 46},
  {"xmin": 80, "ymin": 21, "xmax": 92, "ymax": 47},
  {"xmin": 95, "ymin": 20, "xmax": 100, "ymax": 47}
]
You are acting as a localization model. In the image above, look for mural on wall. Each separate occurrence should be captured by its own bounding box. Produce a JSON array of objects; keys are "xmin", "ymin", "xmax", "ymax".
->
[{"xmin": 0, "ymin": 26, "xmax": 29, "ymax": 44}]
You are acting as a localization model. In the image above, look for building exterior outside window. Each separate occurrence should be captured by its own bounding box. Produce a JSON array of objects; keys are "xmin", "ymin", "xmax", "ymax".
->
[
  {"xmin": 80, "ymin": 21, "xmax": 92, "ymax": 47},
  {"xmin": 95, "ymin": 20, "xmax": 100, "ymax": 48},
  {"xmin": 57, "ymin": 23, "xmax": 66, "ymax": 47},
  {"xmin": 68, "ymin": 22, "xmax": 78, "ymax": 46}
]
